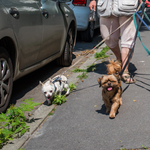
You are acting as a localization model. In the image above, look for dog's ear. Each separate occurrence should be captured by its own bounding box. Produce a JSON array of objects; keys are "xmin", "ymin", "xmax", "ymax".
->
[
  {"xmin": 39, "ymin": 81, "xmax": 43, "ymax": 86},
  {"xmin": 49, "ymin": 78, "xmax": 53, "ymax": 84},
  {"xmin": 97, "ymin": 77, "xmax": 102, "ymax": 87}
]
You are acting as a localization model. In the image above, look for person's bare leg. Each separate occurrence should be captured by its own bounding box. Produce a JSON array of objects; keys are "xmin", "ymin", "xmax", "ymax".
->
[
  {"xmin": 121, "ymin": 47, "xmax": 134, "ymax": 82},
  {"xmin": 110, "ymin": 44, "xmax": 121, "ymax": 61}
]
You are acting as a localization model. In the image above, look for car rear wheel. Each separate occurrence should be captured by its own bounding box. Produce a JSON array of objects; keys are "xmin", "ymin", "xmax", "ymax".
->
[
  {"xmin": 0, "ymin": 47, "xmax": 13, "ymax": 113},
  {"xmin": 57, "ymin": 28, "xmax": 73, "ymax": 67},
  {"xmin": 81, "ymin": 21, "xmax": 95, "ymax": 42}
]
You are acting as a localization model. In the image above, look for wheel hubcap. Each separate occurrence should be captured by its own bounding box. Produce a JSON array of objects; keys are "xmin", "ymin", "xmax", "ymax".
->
[{"xmin": 0, "ymin": 58, "xmax": 11, "ymax": 107}]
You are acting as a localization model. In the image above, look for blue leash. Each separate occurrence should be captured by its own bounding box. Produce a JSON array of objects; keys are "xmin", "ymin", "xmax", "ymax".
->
[{"xmin": 133, "ymin": 8, "xmax": 150, "ymax": 55}]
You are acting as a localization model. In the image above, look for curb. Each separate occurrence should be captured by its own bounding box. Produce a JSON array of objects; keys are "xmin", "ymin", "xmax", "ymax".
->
[{"xmin": 2, "ymin": 43, "xmax": 106, "ymax": 150}]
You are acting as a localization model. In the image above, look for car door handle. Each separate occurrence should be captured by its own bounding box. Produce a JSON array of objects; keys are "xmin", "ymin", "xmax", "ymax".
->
[
  {"xmin": 9, "ymin": 8, "xmax": 19, "ymax": 19},
  {"xmin": 42, "ymin": 9, "xmax": 49, "ymax": 19}
]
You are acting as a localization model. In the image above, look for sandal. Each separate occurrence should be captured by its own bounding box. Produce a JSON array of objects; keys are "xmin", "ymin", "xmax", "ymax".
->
[{"xmin": 121, "ymin": 71, "xmax": 136, "ymax": 84}]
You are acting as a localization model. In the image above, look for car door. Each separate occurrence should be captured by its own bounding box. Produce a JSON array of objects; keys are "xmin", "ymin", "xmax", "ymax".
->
[
  {"xmin": 36, "ymin": 0, "xmax": 66, "ymax": 62},
  {"xmin": 1, "ymin": 0, "xmax": 43, "ymax": 70}
]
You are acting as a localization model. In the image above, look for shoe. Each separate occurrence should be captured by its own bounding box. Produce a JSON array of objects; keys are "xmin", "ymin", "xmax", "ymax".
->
[{"xmin": 121, "ymin": 71, "xmax": 136, "ymax": 84}]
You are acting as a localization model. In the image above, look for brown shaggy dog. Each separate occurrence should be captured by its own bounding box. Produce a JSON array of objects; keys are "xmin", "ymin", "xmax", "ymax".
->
[{"xmin": 97, "ymin": 74, "xmax": 122, "ymax": 119}]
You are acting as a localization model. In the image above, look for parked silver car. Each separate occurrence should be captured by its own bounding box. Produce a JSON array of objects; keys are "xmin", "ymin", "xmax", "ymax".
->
[
  {"xmin": 0, "ymin": 0, "xmax": 77, "ymax": 112},
  {"xmin": 65, "ymin": 0, "xmax": 99, "ymax": 42}
]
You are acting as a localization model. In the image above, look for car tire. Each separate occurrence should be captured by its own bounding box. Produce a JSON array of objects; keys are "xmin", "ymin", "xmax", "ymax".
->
[
  {"xmin": 0, "ymin": 47, "xmax": 13, "ymax": 113},
  {"xmin": 57, "ymin": 28, "xmax": 73, "ymax": 67},
  {"xmin": 81, "ymin": 21, "xmax": 95, "ymax": 42}
]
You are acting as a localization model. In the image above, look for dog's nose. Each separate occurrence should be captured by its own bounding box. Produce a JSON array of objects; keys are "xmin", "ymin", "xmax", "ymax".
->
[
  {"xmin": 108, "ymin": 83, "xmax": 111, "ymax": 86},
  {"xmin": 47, "ymin": 94, "xmax": 51, "ymax": 98}
]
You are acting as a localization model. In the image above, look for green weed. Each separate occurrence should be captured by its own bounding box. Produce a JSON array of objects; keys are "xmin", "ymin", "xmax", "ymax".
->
[
  {"xmin": 87, "ymin": 63, "xmax": 96, "ymax": 72},
  {"xmin": 72, "ymin": 68, "xmax": 86, "ymax": 73},
  {"xmin": 69, "ymin": 82, "xmax": 76, "ymax": 92},
  {"xmin": 72, "ymin": 64, "xmax": 96, "ymax": 73},
  {"xmin": 52, "ymin": 95, "xmax": 67, "ymax": 105},
  {"xmin": 95, "ymin": 46, "xmax": 109, "ymax": 59},
  {"xmin": 52, "ymin": 108, "xmax": 56, "ymax": 111},
  {"xmin": 0, "ymin": 98, "xmax": 40, "ymax": 148},
  {"xmin": 77, "ymin": 72, "xmax": 88, "ymax": 80},
  {"xmin": 48, "ymin": 112, "xmax": 53, "ymax": 116},
  {"xmin": 142, "ymin": 145, "xmax": 148, "ymax": 149}
]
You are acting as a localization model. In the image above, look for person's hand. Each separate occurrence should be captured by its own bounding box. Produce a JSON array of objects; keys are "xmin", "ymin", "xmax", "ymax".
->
[{"xmin": 89, "ymin": 0, "xmax": 96, "ymax": 11}]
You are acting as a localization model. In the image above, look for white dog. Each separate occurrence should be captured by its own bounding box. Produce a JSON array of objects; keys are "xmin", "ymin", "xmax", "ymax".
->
[{"xmin": 39, "ymin": 75, "xmax": 70, "ymax": 105}]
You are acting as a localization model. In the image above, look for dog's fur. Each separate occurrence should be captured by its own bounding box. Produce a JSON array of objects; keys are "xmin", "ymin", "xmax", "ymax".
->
[
  {"xmin": 106, "ymin": 59, "xmax": 122, "ymax": 75},
  {"xmin": 97, "ymin": 74, "xmax": 122, "ymax": 119},
  {"xmin": 40, "ymin": 75, "xmax": 70, "ymax": 105},
  {"xmin": 106, "ymin": 59, "xmax": 122, "ymax": 88}
]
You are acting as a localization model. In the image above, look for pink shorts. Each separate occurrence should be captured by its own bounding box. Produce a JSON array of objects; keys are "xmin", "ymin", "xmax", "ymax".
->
[{"xmin": 100, "ymin": 15, "xmax": 137, "ymax": 49}]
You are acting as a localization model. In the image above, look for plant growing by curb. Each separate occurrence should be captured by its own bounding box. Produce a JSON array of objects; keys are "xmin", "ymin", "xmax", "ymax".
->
[
  {"xmin": 52, "ymin": 95, "xmax": 67, "ymax": 105},
  {"xmin": 72, "ymin": 64, "xmax": 96, "ymax": 81},
  {"xmin": 72, "ymin": 68, "xmax": 87, "ymax": 73},
  {"xmin": 72, "ymin": 63, "xmax": 96, "ymax": 73},
  {"xmin": 87, "ymin": 63, "xmax": 96, "ymax": 72},
  {"xmin": 142, "ymin": 144, "xmax": 148, "ymax": 149},
  {"xmin": 69, "ymin": 81, "xmax": 77, "ymax": 92},
  {"xmin": 94, "ymin": 46, "xmax": 109, "ymax": 59},
  {"xmin": 77, "ymin": 72, "xmax": 88, "ymax": 80},
  {"xmin": 0, "ymin": 98, "xmax": 40, "ymax": 148}
]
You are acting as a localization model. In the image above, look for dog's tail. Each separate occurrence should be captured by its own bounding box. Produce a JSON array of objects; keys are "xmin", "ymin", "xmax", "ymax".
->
[{"xmin": 106, "ymin": 59, "xmax": 121, "ymax": 75}]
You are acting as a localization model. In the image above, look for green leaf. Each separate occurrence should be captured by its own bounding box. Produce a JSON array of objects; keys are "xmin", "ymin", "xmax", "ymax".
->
[
  {"xmin": 142, "ymin": 145, "xmax": 148, "ymax": 149},
  {"xmin": 0, "ymin": 113, "xmax": 7, "ymax": 122},
  {"xmin": 14, "ymin": 126, "xmax": 23, "ymax": 134},
  {"xmin": 11, "ymin": 122, "xmax": 20, "ymax": 127},
  {"xmin": 20, "ymin": 129, "xmax": 27, "ymax": 136},
  {"xmin": 4, "ymin": 123, "xmax": 9, "ymax": 127}
]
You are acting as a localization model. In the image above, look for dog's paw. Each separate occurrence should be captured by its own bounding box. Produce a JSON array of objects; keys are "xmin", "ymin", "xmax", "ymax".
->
[
  {"xmin": 120, "ymin": 99, "xmax": 122, "ymax": 105},
  {"xmin": 65, "ymin": 93, "xmax": 70, "ymax": 97},
  {"xmin": 109, "ymin": 113, "xmax": 115, "ymax": 119}
]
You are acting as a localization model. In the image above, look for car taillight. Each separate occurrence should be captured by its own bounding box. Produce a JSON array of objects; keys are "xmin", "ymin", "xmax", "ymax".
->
[{"xmin": 72, "ymin": 0, "xmax": 86, "ymax": 6}]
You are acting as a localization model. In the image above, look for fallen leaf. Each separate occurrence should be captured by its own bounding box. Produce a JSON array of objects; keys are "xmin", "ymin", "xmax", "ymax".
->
[
  {"xmin": 133, "ymin": 100, "xmax": 137, "ymax": 102},
  {"xmin": 28, "ymin": 113, "xmax": 31, "ymax": 117},
  {"xmin": 81, "ymin": 80, "xmax": 84, "ymax": 82},
  {"xmin": 67, "ymin": 74, "xmax": 69, "ymax": 76},
  {"xmin": 94, "ymin": 105, "xmax": 97, "ymax": 107}
]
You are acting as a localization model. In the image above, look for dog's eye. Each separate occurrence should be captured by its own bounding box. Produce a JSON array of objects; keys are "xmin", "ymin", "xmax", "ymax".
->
[
  {"xmin": 50, "ymin": 90, "xmax": 52, "ymax": 93},
  {"xmin": 44, "ymin": 92, "xmax": 47, "ymax": 94}
]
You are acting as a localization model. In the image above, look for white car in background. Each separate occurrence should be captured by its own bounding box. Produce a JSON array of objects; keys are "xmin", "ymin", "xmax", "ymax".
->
[{"xmin": 65, "ymin": 0, "xmax": 100, "ymax": 42}]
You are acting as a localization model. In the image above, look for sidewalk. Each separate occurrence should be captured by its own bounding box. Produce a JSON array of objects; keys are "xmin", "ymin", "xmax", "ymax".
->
[{"xmin": 2, "ymin": 23, "xmax": 150, "ymax": 150}]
